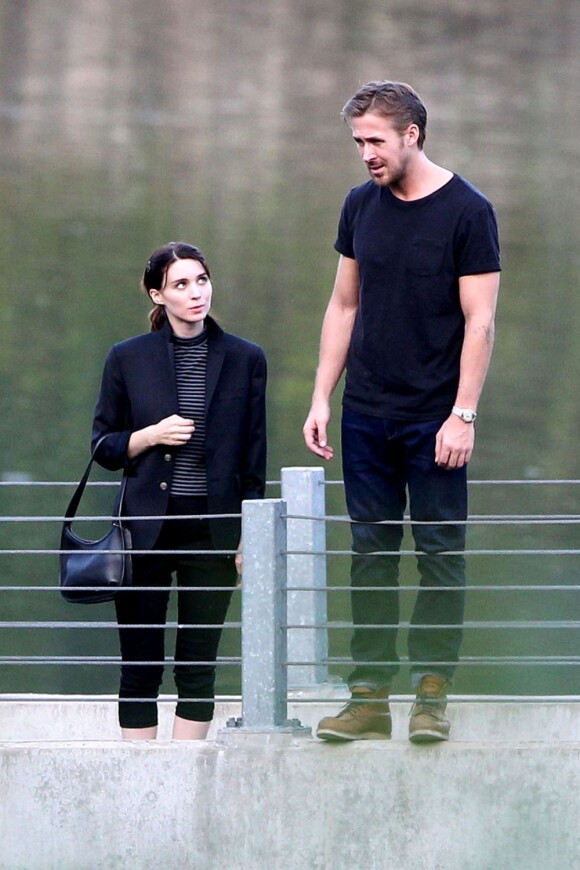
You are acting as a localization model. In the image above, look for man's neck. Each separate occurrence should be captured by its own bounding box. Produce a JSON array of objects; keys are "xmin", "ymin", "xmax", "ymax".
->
[{"xmin": 390, "ymin": 155, "xmax": 453, "ymax": 202}]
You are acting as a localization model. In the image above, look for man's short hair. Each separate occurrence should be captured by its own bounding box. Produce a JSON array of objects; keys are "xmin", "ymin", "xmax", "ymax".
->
[{"xmin": 341, "ymin": 81, "xmax": 427, "ymax": 149}]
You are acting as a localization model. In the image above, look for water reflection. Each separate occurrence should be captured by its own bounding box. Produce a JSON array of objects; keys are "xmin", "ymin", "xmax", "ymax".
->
[{"xmin": 0, "ymin": 0, "xmax": 578, "ymax": 696}]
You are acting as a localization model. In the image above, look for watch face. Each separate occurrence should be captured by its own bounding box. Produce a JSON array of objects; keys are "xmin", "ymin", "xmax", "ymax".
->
[{"xmin": 462, "ymin": 410, "xmax": 476, "ymax": 422}]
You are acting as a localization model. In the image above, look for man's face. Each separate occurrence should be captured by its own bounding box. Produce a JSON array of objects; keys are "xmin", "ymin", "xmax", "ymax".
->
[{"xmin": 350, "ymin": 111, "xmax": 411, "ymax": 187}]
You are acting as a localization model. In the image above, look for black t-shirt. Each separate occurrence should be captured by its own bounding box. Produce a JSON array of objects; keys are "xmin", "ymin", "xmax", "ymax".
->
[{"xmin": 335, "ymin": 174, "xmax": 501, "ymax": 420}]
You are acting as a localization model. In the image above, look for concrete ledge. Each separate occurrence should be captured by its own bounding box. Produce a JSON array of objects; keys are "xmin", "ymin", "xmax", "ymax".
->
[
  {"xmin": 2, "ymin": 733, "xmax": 579, "ymax": 870},
  {"xmin": 1, "ymin": 692, "xmax": 579, "ymax": 742},
  {"xmin": 1, "ymin": 696, "xmax": 579, "ymax": 869}
]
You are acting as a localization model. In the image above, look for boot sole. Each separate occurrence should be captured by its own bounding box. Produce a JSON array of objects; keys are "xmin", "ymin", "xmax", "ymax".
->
[
  {"xmin": 316, "ymin": 728, "xmax": 391, "ymax": 742},
  {"xmin": 409, "ymin": 729, "xmax": 450, "ymax": 744}
]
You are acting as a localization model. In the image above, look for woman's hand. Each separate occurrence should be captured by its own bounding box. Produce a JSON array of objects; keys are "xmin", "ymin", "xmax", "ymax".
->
[
  {"xmin": 235, "ymin": 539, "xmax": 243, "ymax": 587},
  {"xmin": 151, "ymin": 414, "xmax": 195, "ymax": 446},
  {"xmin": 127, "ymin": 415, "xmax": 194, "ymax": 458}
]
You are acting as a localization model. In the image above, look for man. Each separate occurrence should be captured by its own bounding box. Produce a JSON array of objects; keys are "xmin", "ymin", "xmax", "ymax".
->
[{"xmin": 303, "ymin": 81, "xmax": 500, "ymax": 743}]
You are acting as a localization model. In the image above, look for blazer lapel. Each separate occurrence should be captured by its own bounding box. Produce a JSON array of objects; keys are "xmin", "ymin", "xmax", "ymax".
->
[
  {"xmin": 206, "ymin": 340, "xmax": 225, "ymax": 412},
  {"xmin": 150, "ymin": 326, "xmax": 179, "ymax": 416},
  {"xmin": 153, "ymin": 318, "xmax": 225, "ymax": 415}
]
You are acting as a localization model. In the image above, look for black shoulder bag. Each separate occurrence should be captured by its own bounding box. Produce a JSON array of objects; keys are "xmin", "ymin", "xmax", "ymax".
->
[{"xmin": 59, "ymin": 435, "xmax": 132, "ymax": 603}]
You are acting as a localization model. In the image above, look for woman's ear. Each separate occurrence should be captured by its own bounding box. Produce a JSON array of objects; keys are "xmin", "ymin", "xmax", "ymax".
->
[{"xmin": 149, "ymin": 288, "xmax": 163, "ymax": 305}]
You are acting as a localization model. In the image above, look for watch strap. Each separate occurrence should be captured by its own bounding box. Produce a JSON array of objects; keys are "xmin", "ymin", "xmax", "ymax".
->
[{"xmin": 452, "ymin": 405, "xmax": 477, "ymax": 423}]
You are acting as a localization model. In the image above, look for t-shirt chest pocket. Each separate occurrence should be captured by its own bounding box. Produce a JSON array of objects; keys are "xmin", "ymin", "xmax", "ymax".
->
[{"xmin": 407, "ymin": 238, "xmax": 447, "ymax": 277}]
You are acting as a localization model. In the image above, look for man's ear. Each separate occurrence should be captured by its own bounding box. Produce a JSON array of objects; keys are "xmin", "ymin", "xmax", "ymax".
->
[{"xmin": 405, "ymin": 124, "xmax": 420, "ymax": 146}]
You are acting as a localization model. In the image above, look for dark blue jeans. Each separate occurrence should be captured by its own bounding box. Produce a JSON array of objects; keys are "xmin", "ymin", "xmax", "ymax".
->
[{"xmin": 341, "ymin": 407, "xmax": 467, "ymax": 689}]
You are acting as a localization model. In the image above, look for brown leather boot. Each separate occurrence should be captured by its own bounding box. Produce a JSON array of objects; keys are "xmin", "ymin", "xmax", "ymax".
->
[
  {"xmin": 316, "ymin": 686, "xmax": 392, "ymax": 742},
  {"xmin": 409, "ymin": 674, "xmax": 450, "ymax": 743}
]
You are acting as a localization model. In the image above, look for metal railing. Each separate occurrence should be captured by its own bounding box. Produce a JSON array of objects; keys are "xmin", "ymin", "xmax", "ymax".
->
[{"xmin": 1, "ymin": 468, "xmax": 580, "ymax": 735}]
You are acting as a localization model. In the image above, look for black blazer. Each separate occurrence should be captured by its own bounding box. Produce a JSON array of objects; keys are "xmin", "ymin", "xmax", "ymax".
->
[{"xmin": 91, "ymin": 317, "xmax": 267, "ymax": 552}]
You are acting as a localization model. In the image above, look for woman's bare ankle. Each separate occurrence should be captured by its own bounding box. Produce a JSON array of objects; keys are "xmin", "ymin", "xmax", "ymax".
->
[
  {"xmin": 172, "ymin": 715, "xmax": 211, "ymax": 740},
  {"xmin": 121, "ymin": 725, "xmax": 158, "ymax": 740}
]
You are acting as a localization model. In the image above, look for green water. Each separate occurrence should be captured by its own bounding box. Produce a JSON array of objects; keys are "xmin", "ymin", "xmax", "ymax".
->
[{"xmin": 1, "ymin": 0, "xmax": 578, "ymax": 696}]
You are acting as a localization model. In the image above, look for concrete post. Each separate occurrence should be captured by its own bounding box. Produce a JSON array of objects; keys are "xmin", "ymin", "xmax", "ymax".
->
[
  {"xmin": 231, "ymin": 498, "xmax": 310, "ymax": 734},
  {"xmin": 281, "ymin": 467, "xmax": 328, "ymax": 687}
]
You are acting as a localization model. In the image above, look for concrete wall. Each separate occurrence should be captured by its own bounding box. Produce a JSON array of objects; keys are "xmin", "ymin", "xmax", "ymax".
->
[{"xmin": 1, "ymin": 695, "xmax": 579, "ymax": 870}]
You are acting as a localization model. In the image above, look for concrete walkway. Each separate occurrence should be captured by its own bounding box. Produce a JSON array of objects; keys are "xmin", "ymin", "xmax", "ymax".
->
[
  {"xmin": 1, "ymin": 690, "xmax": 579, "ymax": 741},
  {"xmin": 1, "ymin": 694, "xmax": 579, "ymax": 870}
]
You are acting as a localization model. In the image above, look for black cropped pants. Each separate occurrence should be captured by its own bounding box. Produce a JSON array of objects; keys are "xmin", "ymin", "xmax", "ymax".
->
[{"xmin": 114, "ymin": 497, "xmax": 237, "ymax": 729}]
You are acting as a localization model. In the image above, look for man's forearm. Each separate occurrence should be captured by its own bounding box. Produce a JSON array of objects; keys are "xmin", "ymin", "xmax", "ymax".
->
[
  {"xmin": 455, "ymin": 271, "xmax": 499, "ymax": 411},
  {"xmin": 312, "ymin": 301, "xmax": 355, "ymax": 402},
  {"xmin": 454, "ymin": 318, "xmax": 495, "ymax": 410}
]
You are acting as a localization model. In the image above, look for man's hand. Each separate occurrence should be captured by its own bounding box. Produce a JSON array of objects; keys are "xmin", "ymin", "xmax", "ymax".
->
[
  {"xmin": 435, "ymin": 415, "xmax": 475, "ymax": 469},
  {"xmin": 303, "ymin": 400, "xmax": 334, "ymax": 460}
]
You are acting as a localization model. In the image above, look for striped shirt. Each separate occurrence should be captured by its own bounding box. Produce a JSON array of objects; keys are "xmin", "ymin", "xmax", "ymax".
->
[{"xmin": 170, "ymin": 331, "xmax": 208, "ymax": 496}]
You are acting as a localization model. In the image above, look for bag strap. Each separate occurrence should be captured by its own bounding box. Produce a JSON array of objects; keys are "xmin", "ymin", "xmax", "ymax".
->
[{"xmin": 64, "ymin": 434, "xmax": 128, "ymax": 526}]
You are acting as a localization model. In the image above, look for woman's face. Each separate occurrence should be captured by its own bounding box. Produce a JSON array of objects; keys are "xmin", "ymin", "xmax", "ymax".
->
[{"xmin": 149, "ymin": 258, "xmax": 212, "ymax": 338}]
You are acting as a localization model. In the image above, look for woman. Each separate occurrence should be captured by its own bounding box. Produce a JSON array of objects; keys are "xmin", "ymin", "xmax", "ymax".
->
[{"xmin": 92, "ymin": 241, "xmax": 267, "ymax": 740}]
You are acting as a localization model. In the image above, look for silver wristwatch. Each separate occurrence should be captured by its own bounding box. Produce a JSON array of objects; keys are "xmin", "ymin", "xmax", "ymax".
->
[{"xmin": 452, "ymin": 405, "xmax": 477, "ymax": 423}]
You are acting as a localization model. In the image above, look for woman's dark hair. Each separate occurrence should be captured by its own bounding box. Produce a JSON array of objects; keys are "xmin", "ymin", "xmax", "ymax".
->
[{"xmin": 142, "ymin": 241, "xmax": 211, "ymax": 332}]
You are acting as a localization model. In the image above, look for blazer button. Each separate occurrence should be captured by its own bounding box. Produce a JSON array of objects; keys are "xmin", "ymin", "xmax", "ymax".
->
[
  {"xmin": 160, "ymin": 482, "xmax": 168, "ymax": 491},
  {"xmin": 164, "ymin": 454, "xmax": 172, "ymax": 462}
]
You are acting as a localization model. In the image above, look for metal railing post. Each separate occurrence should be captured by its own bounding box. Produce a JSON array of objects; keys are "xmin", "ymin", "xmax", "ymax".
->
[
  {"xmin": 231, "ymin": 498, "xmax": 309, "ymax": 734},
  {"xmin": 281, "ymin": 467, "xmax": 328, "ymax": 687}
]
